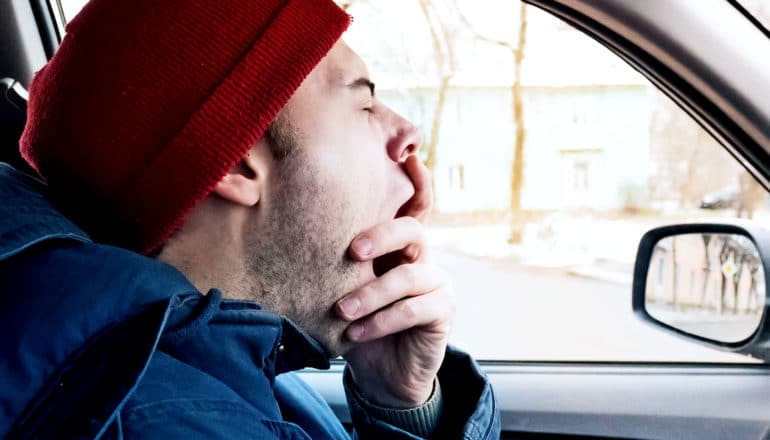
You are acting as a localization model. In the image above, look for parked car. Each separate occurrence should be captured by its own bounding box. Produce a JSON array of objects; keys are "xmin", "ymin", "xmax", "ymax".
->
[{"xmin": 701, "ymin": 186, "xmax": 740, "ymax": 210}]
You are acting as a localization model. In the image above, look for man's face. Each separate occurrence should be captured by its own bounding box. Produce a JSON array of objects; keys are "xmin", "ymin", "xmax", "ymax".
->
[{"xmin": 247, "ymin": 40, "xmax": 421, "ymax": 356}]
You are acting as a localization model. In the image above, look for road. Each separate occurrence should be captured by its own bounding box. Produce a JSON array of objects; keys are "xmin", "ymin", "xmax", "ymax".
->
[{"xmin": 436, "ymin": 247, "xmax": 756, "ymax": 363}]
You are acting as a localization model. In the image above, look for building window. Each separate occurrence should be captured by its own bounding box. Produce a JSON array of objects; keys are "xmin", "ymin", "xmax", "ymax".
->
[
  {"xmin": 449, "ymin": 164, "xmax": 466, "ymax": 190},
  {"xmin": 573, "ymin": 161, "xmax": 589, "ymax": 192}
]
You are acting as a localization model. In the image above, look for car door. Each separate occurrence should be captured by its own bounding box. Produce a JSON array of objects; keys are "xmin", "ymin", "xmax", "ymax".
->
[
  {"xmin": 4, "ymin": 1, "xmax": 770, "ymax": 439},
  {"xmin": 301, "ymin": 1, "xmax": 770, "ymax": 439}
]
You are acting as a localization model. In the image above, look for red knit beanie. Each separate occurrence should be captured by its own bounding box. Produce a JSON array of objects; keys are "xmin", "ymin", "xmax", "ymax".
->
[{"xmin": 20, "ymin": 0, "xmax": 350, "ymax": 254}]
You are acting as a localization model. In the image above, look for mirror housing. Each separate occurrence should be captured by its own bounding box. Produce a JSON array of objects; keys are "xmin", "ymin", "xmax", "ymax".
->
[{"xmin": 633, "ymin": 222, "xmax": 770, "ymax": 360}]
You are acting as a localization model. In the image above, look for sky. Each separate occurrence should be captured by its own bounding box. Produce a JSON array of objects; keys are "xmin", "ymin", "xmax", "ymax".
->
[
  {"xmin": 57, "ymin": 0, "xmax": 770, "ymax": 90},
  {"xmin": 55, "ymin": 0, "xmax": 641, "ymax": 88},
  {"xmin": 343, "ymin": 0, "xmax": 645, "ymax": 89}
]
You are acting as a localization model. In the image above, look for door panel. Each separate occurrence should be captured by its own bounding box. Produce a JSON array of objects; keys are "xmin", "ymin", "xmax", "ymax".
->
[{"xmin": 299, "ymin": 363, "xmax": 770, "ymax": 439}]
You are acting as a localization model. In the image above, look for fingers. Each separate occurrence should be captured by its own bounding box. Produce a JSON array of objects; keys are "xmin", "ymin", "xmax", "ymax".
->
[
  {"xmin": 336, "ymin": 263, "xmax": 445, "ymax": 320},
  {"xmin": 350, "ymin": 216, "xmax": 425, "ymax": 262},
  {"xmin": 399, "ymin": 155, "xmax": 433, "ymax": 220},
  {"xmin": 335, "ymin": 263, "xmax": 455, "ymax": 342},
  {"xmin": 346, "ymin": 286, "xmax": 455, "ymax": 342},
  {"xmin": 348, "ymin": 155, "xmax": 432, "ymax": 266}
]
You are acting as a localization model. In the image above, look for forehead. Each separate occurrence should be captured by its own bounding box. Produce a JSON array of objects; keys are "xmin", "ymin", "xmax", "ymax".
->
[
  {"xmin": 316, "ymin": 40, "xmax": 370, "ymax": 87},
  {"xmin": 279, "ymin": 40, "xmax": 370, "ymax": 118}
]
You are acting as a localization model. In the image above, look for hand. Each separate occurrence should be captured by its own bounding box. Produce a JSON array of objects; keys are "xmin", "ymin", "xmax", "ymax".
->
[
  {"xmin": 337, "ymin": 156, "xmax": 455, "ymax": 408},
  {"xmin": 397, "ymin": 155, "xmax": 433, "ymax": 221},
  {"xmin": 339, "ymin": 220, "xmax": 455, "ymax": 407},
  {"xmin": 368, "ymin": 155, "xmax": 433, "ymax": 276}
]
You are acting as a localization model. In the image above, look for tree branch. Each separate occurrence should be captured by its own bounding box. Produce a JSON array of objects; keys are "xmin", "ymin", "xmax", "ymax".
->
[{"xmin": 452, "ymin": 0, "xmax": 513, "ymax": 51}]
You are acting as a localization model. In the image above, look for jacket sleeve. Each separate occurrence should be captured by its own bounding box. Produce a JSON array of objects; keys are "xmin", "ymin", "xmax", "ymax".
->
[
  {"xmin": 344, "ymin": 345, "xmax": 501, "ymax": 440},
  {"xmin": 116, "ymin": 399, "xmax": 296, "ymax": 439}
]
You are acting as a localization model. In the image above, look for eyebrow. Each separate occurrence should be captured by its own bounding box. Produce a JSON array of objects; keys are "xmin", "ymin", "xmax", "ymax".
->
[{"xmin": 347, "ymin": 77, "xmax": 375, "ymax": 97}]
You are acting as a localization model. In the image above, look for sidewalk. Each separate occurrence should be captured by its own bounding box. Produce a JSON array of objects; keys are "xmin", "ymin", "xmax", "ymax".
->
[
  {"xmin": 428, "ymin": 210, "xmax": 770, "ymax": 287},
  {"xmin": 566, "ymin": 261, "xmax": 633, "ymax": 286},
  {"xmin": 426, "ymin": 214, "xmax": 668, "ymax": 287}
]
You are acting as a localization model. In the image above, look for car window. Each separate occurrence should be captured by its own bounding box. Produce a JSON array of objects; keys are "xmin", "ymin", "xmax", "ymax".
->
[
  {"xmin": 340, "ymin": 0, "xmax": 770, "ymax": 363},
  {"xmin": 57, "ymin": 0, "xmax": 88, "ymax": 24},
  {"xmin": 737, "ymin": 0, "xmax": 770, "ymax": 32},
  {"xmin": 55, "ymin": 0, "xmax": 769, "ymax": 363}
]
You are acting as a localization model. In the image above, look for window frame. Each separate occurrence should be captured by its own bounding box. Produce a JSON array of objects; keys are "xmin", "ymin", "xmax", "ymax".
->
[
  {"xmin": 45, "ymin": 0, "xmax": 770, "ymax": 365},
  {"xmin": 527, "ymin": 0, "xmax": 770, "ymax": 195}
]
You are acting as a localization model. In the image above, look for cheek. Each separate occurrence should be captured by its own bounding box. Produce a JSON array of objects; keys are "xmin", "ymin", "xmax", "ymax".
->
[
  {"xmin": 307, "ymin": 115, "xmax": 393, "ymax": 225},
  {"xmin": 317, "ymin": 148, "xmax": 384, "ymax": 219},
  {"xmin": 340, "ymin": 146, "xmax": 391, "ymax": 218}
]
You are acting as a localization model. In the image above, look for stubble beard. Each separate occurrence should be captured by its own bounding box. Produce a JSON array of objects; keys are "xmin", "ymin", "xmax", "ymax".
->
[{"xmin": 244, "ymin": 146, "xmax": 362, "ymax": 358}]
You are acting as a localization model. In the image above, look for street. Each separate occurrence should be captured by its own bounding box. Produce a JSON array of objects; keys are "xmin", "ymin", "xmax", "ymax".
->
[{"xmin": 436, "ymin": 247, "xmax": 756, "ymax": 363}]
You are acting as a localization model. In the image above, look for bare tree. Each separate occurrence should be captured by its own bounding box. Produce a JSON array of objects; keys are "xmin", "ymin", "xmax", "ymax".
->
[
  {"xmin": 417, "ymin": 0, "xmax": 457, "ymax": 174},
  {"xmin": 736, "ymin": 170, "xmax": 765, "ymax": 219},
  {"xmin": 509, "ymin": 3, "xmax": 528, "ymax": 243},
  {"xmin": 456, "ymin": 2, "xmax": 528, "ymax": 243},
  {"xmin": 649, "ymin": 2, "xmax": 770, "ymax": 213},
  {"xmin": 649, "ymin": 96, "xmax": 740, "ymax": 208}
]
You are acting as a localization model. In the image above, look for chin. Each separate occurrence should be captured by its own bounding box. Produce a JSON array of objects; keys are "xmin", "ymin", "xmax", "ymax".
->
[
  {"xmin": 313, "ymin": 324, "xmax": 355, "ymax": 359},
  {"xmin": 320, "ymin": 257, "xmax": 377, "ymax": 357},
  {"xmin": 292, "ymin": 252, "xmax": 375, "ymax": 360},
  {"xmin": 324, "ymin": 339, "xmax": 355, "ymax": 359}
]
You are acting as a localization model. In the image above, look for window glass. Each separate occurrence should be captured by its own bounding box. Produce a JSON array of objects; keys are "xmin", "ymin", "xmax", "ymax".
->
[
  {"xmin": 54, "ymin": 0, "xmax": 769, "ymax": 362},
  {"xmin": 58, "ymin": 0, "xmax": 88, "ymax": 24},
  {"xmin": 343, "ymin": 0, "xmax": 767, "ymax": 362},
  {"xmin": 737, "ymin": 0, "xmax": 770, "ymax": 32}
]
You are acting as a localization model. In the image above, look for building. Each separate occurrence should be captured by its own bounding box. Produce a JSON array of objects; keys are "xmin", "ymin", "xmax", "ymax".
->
[{"xmin": 382, "ymin": 83, "xmax": 651, "ymax": 213}]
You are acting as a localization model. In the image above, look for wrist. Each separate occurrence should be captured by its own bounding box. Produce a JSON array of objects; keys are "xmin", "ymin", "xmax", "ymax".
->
[
  {"xmin": 347, "ymin": 368, "xmax": 432, "ymax": 408},
  {"xmin": 344, "ymin": 367, "xmax": 443, "ymax": 437}
]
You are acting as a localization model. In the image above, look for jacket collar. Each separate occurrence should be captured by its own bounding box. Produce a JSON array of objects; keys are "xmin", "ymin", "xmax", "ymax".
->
[
  {"xmin": 161, "ymin": 290, "xmax": 330, "ymax": 404},
  {"xmin": 0, "ymin": 162, "xmax": 90, "ymax": 260},
  {"xmin": 0, "ymin": 162, "xmax": 329, "ymax": 437},
  {"xmin": 0, "ymin": 161, "xmax": 328, "ymax": 369},
  {"xmin": 0, "ymin": 161, "xmax": 330, "ymax": 374}
]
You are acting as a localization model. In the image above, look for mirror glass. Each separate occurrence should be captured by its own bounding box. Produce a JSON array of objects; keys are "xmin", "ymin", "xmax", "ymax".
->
[{"xmin": 646, "ymin": 233, "xmax": 766, "ymax": 343}]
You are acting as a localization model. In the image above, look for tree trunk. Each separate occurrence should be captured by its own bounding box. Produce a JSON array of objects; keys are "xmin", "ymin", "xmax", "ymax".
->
[
  {"xmin": 418, "ymin": 0, "xmax": 456, "ymax": 213},
  {"xmin": 509, "ymin": 3, "xmax": 528, "ymax": 243},
  {"xmin": 425, "ymin": 74, "xmax": 451, "ymax": 171}
]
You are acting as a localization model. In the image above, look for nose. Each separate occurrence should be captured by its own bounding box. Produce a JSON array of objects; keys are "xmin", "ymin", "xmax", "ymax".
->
[{"xmin": 385, "ymin": 109, "xmax": 422, "ymax": 164}]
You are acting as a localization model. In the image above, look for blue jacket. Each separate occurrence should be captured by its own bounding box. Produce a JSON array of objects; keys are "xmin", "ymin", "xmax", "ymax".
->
[{"xmin": 0, "ymin": 163, "xmax": 500, "ymax": 439}]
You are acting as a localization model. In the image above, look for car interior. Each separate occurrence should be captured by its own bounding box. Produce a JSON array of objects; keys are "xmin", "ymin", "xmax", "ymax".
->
[{"xmin": 4, "ymin": 0, "xmax": 770, "ymax": 439}]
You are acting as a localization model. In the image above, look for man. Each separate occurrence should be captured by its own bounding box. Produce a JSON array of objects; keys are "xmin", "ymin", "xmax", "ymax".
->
[{"xmin": 0, "ymin": 0, "xmax": 499, "ymax": 438}]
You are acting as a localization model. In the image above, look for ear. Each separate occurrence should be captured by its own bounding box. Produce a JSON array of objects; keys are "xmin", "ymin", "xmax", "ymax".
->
[{"xmin": 213, "ymin": 142, "xmax": 269, "ymax": 207}]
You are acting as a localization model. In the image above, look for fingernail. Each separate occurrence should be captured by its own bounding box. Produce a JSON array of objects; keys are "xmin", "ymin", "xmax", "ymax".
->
[
  {"xmin": 348, "ymin": 323, "xmax": 364, "ymax": 341},
  {"xmin": 338, "ymin": 297, "xmax": 361, "ymax": 317},
  {"xmin": 352, "ymin": 238, "xmax": 373, "ymax": 257}
]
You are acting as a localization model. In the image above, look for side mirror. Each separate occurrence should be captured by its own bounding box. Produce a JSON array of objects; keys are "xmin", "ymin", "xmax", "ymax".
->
[{"xmin": 633, "ymin": 223, "xmax": 770, "ymax": 359}]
